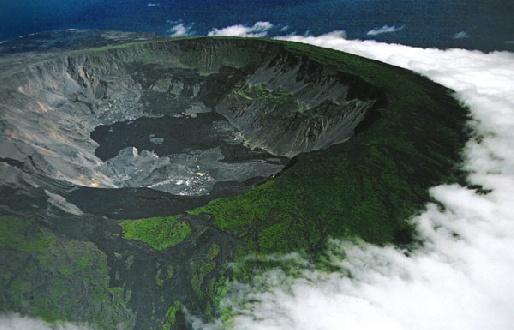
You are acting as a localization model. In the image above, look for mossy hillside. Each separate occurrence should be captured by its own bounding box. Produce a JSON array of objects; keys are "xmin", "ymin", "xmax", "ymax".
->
[
  {"xmin": 120, "ymin": 216, "xmax": 191, "ymax": 251},
  {"xmin": 0, "ymin": 216, "xmax": 135, "ymax": 328},
  {"xmin": 0, "ymin": 216, "xmax": 55, "ymax": 253}
]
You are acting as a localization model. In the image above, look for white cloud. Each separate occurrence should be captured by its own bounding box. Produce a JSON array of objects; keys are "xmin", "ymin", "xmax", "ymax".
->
[
  {"xmin": 208, "ymin": 21, "xmax": 274, "ymax": 37},
  {"xmin": 147, "ymin": 3, "xmax": 160, "ymax": 7},
  {"xmin": 0, "ymin": 314, "xmax": 89, "ymax": 330},
  {"xmin": 198, "ymin": 32, "xmax": 514, "ymax": 330},
  {"xmin": 454, "ymin": 31, "xmax": 469, "ymax": 39},
  {"xmin": 367, "ymin": 24, "xmax": 404, "ymax": 36},
  {"xmin": 166, "ymin": 20, "xmax": 194, "ymax": 37}
]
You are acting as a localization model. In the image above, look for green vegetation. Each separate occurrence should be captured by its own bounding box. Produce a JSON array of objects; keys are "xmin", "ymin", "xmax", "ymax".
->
[
  {"xmin": 0, "ymin": 216, "xmax": 135, "ymax": 329},
  {"xmin": 166, "ymin": 265, "xmax": 175, "ymax": 279},
  {"xmin": 191, "ymin": 260, "xmax": 216, "ymax": 298},
  {"xmin": 76, "ymin": 41, "xmax": 146, "ymax": 54},
  {"xmin": 207, "ymin": 243, "xmax": 221, "ymax": 259},
  {"xmin": 162, "ymin": 301, "xmax": 182, "ymax": 330},
  {"xmin": 120, "ymin": 216, "xmax": 191, "ymax": 251},
  {"xmin": 189, "ymin": 243, "xmax": 221, "ymax": 300},
  {"xmin": 155, "ymin": 268, "xmax": 164, "ymax": 287},
  {"xmin": 0, "ymin": 216, "xmax": 55, "ymax": 253},
  {"xmin": 234, "ymin": 84, "xmax": 293, "ymax": 104}
]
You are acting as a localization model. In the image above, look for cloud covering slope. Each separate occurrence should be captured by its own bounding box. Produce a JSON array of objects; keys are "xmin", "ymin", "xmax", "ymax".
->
[{"xmin": 207, "ymin": 32, "xmax": 514, "ymax": 330}]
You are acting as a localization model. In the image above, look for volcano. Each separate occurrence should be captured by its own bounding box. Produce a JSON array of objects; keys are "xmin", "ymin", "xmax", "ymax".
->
[{"xmin": 0, "ymin": 32, "xmax": 468, "ymax": 329}]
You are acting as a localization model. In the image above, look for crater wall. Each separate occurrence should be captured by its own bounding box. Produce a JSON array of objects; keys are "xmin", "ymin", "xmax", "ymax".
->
[{"xmin": 0, "ymin": 38, "xmax": 382, "ymax": 195}]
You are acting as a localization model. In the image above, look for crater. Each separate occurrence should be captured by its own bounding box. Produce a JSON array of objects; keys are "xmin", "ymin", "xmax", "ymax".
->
[
  {"xmin": 0, "ymin": 38, "xmax": 381, "ymax": 216},
  {"xmin": 0, "ymin": 35, "xmax": 469, "ymax": 330}
]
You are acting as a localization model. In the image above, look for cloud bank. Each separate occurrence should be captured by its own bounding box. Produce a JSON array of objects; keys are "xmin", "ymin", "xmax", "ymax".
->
[
  {"xmin": 208, "ymin": 21, "xmax": 274, "ymax": 37},
  {"xmin": 367, "ymin": 24, "xmax": 404, "ymax": 36},
  {"xmin": 198, "ymin": 32, "xmax": 514, "ymax": 330}
]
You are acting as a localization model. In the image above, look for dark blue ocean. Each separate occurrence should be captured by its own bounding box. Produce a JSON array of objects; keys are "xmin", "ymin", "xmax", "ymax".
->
[{"xmin": 0, "ymin": 0, "xmax": 513, "ymax": 52}]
